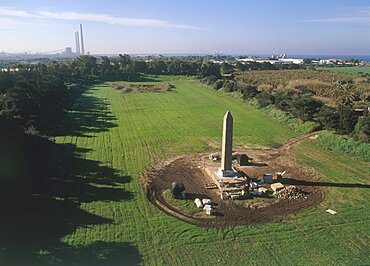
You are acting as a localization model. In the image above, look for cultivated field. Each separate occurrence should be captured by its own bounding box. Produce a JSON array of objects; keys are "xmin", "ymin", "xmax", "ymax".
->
[
  {"xmin": 46, "ymin": 76, "xmax": 369, "ymax": 264},
  {"xmin": 236, "ymin": 69, "xmax": 369, "ymax": 101},
  {"xmin": 317, "ymin": 66, "xmax": 370, "ymax": 75}
]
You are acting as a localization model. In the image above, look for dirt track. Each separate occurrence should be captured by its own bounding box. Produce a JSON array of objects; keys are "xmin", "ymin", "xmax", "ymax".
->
[{"xmin": 145, "ymin": 131, "xmax": 323, "ymax": 227}]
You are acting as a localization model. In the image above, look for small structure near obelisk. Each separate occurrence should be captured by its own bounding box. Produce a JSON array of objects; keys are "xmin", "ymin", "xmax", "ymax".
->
[{"xmin": 217, "ymin": 111, "xmax": 239, "ymax": 178}]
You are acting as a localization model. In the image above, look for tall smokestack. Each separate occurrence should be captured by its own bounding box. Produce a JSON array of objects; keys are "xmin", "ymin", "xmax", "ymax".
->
[
  {"xmin": 75, "ymin": 31, "xmax": 80, "ymax": 55},
  {"xmin": 80, "ymin": 24, "xmax": 85, "ymax": 55}
]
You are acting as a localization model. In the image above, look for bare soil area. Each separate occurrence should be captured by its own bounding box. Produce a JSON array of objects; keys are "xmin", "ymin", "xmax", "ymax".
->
[
  {"xmin": 145, "ymin": 132, "xmax": 323, "ymax": 227},
  {"xmin": 112, "ymin": 83, "xmax": 175, "ymax": 93}
]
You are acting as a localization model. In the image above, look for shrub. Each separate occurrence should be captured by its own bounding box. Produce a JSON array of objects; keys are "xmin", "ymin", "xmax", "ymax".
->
[
  {"xmin": 240, "ymin": 84, "xmax": 258, "ymax": 99},
  {"xmin": 337, "ymin": 104, "xmax": 358, "ymax": 134},
  {"xmin": 223, "ymin": 80, "xmax": 235, "ymax": 92},
  {"xmin": 274, "ymin": 92, "xmax": 292, "ymax": 112},
  {"xmin": 213, "ymin": 80, "xmax": 223, "ymax": 90},
  {"xmin": 257, "ymin": 84, "xmax": 274, "ymax": 93},
  {"xmin": 255, "ymin": 92, "xmax": 274, "ymax": 108},
  {"xmin": 290, "ymin": 96, "xmax": 323, "ymax": 121},
  {"xmin": 250, "ymin": 103, "xmax": 318, "ymax": 133},
  {"xmin": 317, "ymin": 106, "xmax": 340, "ymax": 130},
  {"xmin": 201, "ymin": 75, "xmax": 218, "ymax": 85},
  {"xmin": 353, "ymin": 114, "xmax": 370, "ymax": 143}
]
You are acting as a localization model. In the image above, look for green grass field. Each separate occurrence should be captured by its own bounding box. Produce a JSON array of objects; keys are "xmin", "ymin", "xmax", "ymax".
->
[
  {"xmin": 40, "ymin": 76, "xmax": 370, "ymax": 264},
  {"xmin": 317, "ymin": 66, "xmax": 370, "ymax": 75}
]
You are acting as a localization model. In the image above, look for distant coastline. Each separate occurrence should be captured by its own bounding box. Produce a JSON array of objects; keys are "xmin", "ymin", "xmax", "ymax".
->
[
  {"xmin": 1, "ymin": 52, "xmax": 370, "ymax": 62},
  {"xmin": 125, "ymin": 54, "xmax": 370, "ymax": 62}
]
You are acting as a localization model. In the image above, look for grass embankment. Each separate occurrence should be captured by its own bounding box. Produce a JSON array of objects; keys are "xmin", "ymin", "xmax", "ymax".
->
[
  {"xmin": 21, "ymin": 76, "xmax": 368, "ymax": 265},
  {"xmin": 317, "ymin": 131, "xmax": 370, "ymax": 161},
  {"xmin": 248, "ymin": 99, "xmax": 318, "ymax": 134},
  {"xmin": 225, "ymin": 90, "xmax": 318, "ymax": 134}
]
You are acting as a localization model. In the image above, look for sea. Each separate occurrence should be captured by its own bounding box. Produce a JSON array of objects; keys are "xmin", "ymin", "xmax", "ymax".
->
[
  {"xmin": 282, "ymin": 54, "xmax": 370, "ymax": 62},
  {"xmin": 229, "ymin": 54, "xmax": 370, "ymax": 62}
]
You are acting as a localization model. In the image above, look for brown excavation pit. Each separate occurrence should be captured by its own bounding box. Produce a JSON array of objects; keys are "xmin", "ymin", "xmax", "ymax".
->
[{"xmin": 145, "ymin": 132, "xmax": 324, "ymax": 228}]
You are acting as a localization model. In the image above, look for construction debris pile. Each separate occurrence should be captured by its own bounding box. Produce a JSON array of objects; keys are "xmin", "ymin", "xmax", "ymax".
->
[
  {"xmin": 195, "ymin": 198, "xmax": 215, "ymax": 215},
  {"xmin": 275, "ymin": 185, "xmax": 308, "ymax": 200}
]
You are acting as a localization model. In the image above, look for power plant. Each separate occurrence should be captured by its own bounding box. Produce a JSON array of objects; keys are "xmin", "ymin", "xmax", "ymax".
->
[
  {"xmin": 80, "ymin": 24, "xmax": 85, "ymax": 55},
  {"xmin": 75, "ymin": 31, "xmax": 80, "ymax": 55},
  {"xmin": 55, "ymin": 24, "xmax": 86, "ymax": 57},
  {"xmin": 74, "ymin": 24, "xmax": 85, "ymax": 56},
  {"xmin": 0, "ymin": 24, "xmax": 87, "ymax": 58}
]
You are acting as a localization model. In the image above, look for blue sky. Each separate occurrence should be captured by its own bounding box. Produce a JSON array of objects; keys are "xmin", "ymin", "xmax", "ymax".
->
[{"xmin": 0, "ymin": 0, "xmax": 369, "ymax": 55}]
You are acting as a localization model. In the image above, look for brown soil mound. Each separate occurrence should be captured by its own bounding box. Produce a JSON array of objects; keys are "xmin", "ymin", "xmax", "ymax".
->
[
  {"xmin": 112, "ymin": 83, "xmax": 175, "ymax": 93},
  {"xmin": 145, "ymin": 132, "xmax": 323, "ymax": 228},
  {"xmin": 276, "ymin": 185, "xmax": 308, "ymax": 200}
]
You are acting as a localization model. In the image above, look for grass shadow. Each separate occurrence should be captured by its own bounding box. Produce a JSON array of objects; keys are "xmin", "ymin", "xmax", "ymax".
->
[
  {"xmin": 0, "ymin": 134, "xmax": 139, "ymax": 264},
  {"xmin": 0, "ymin": 81, "xmax": 142, "ymax": 264},
  {"xmin": 247, "ymin": 162, "xmax": 268, "ymax": 167},
  {"xmin": 54, "ymin": 87, "xmax": 118, "ymax": 138},
  {"xmin": 1, "ymin": 240, "xmax": 143, "ymax": 266}
]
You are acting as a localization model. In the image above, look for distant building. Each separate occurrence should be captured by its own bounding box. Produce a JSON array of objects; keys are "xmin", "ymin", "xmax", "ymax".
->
[
  {"xmin": 277, "ymin": 58, "xmax": 304, "ymax": 64},
  {"xmin": 237, "ymin": 55, "xmax": 303, "ymax": 65},
  {"xmin": 63, "ymin": 47, "xmax": 74, "ymax": 57},
  {"xmin": 210, "ymin": 60, "xmax": 224, "ymax": 64}
]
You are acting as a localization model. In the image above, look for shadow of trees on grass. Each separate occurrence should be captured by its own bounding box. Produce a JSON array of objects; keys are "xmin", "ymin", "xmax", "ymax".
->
[
  {"xmin": 0, "ymin": 86, "xmax": 142, "ymax": 265},
  {"xmin": 1, "ymin": 240, "xmax": 142, "ymax": 266},
  {"xmin": 54, "ymin": 87, "xmax": 118, "ymax": 138}
]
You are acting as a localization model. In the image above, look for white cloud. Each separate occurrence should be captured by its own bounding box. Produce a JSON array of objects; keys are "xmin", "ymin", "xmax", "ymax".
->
[
  {"xmin": 39, "ymin": 10, "xmax": 203, "ymax": 29},
  {"xmin": 0, "ymin": 7, "xmax": 41, "ymax": 18},
  {"xmin": 355, "ymin": 7, "xmax": 370, "ymax": 15},
  {"xmin": 305, "ymin": 17, "xmax": 370, "ymax": 23},
  {"xmin": 304, "ymin": 7, "xmax": 370, "ymax": 24},
  {"xmin": 0, "ymin": 17, "xmax": 34, "ymax": 29},
  {"xmin": 0, "ymin": 6, "xmax": 203, "ymax": 30}
]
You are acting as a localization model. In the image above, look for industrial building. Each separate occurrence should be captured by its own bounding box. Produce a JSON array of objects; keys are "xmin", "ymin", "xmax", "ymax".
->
[
  {"xmin": 74, "ymin": 24, "xmax": 85, "ymax": 56},
  {"xmin": 237, "ymin": 53, "xmax": 304, "ymax": 65}
]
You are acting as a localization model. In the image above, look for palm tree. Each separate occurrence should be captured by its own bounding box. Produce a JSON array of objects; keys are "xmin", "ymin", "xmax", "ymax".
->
[{"xmin": 332, "ymin": 81, "xmax": 356, "ymax": 106}]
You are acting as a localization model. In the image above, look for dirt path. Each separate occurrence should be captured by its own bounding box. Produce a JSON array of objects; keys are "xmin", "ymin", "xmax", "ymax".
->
[
  {"xmin": 145, "ymin": 131, "xmax": 323, "ymax": 227},
  {"xmin": 280, "ymin": 131, "xmax": 321, "ymax": 152}
]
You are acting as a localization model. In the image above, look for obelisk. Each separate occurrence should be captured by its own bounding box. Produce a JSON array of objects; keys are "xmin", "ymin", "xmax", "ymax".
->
[{"xmin": 221, "ymin": 111, "xmax": 233, "ymax": 174}]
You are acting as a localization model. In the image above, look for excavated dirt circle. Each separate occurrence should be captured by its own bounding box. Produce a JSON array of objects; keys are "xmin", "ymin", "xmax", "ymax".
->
[{"xmin": 145, "ymin": 132, "xmax": 324, "ymax": 228}]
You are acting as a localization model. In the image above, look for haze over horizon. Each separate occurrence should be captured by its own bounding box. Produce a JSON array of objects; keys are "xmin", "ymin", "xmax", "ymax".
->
[{"xmin": 1, "ymin": 0, "xmax": 370, "ymax": 55}]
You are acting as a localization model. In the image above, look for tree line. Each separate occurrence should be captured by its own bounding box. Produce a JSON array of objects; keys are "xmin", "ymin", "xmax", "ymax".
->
[
  {"xmin": 204, "ymin": 75, "xmax": 370, "ymax": 143},
  {"xmin": 1, "ymin": 54, "xmax": 369, "ymax": 145}
]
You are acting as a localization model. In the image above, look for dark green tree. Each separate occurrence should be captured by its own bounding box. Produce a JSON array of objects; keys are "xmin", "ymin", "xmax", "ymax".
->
[
  {"xmin": 290, "ymin": 96, "xmax": 323, "ymax": 121},
  {"xmin": 337, "ymin": 104, "xmax": 358, "ymax": 134},
  {"xmin": 220, "ymin": 62, "xmax": 234, "ymax": 75},
  {"xmin": 199, "ymin": 62, "xmax": 221, "ymax": 78},
  {"xmin": 317, "ymin": 105, "xmax": 340, "ymax": 130},
  {"xmin": 274, "ymin": 92, "xmax": 293, "ymax": 112}
]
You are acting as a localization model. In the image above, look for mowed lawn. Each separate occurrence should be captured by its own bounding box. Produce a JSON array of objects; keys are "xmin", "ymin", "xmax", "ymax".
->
[{"xmin": 55, "ymin": 77, "xmax": 369, "ymax": 265}]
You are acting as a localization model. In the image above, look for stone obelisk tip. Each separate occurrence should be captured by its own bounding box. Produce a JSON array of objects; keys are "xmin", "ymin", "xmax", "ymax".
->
[{"xmin": 221, "ymin": 111, "xmax": 233, "ymax": 172}]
